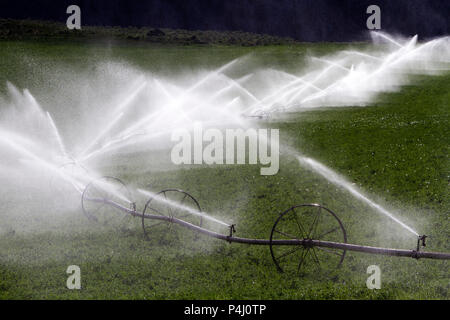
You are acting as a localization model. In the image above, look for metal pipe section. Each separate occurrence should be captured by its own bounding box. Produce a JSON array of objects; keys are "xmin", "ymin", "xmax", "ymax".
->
[
  {"xmin": 87, "ymin": 198, "xmax": 450, "ymax": 260},
  {"xmin": 144, "ymin": 213, "xmax": 450, "ymax": 260}
]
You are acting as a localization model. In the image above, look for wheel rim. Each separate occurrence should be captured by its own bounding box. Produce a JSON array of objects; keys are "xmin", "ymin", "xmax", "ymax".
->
[
  {"xmin": 81, "ymin": 176, "xmax": 136, "ymax": 228},
  {"xmin": 270, "ymin": 204, "xmax": 347, "ymax": 274},
  {"xmin": 142, "ymin": 189, "xmax": 203, "ymax": 242}
]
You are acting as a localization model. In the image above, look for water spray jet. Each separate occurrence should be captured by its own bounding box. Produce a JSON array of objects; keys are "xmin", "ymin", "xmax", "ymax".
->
[{"xmin": 297, "ymin": 156, "xmax": 420, "ymax": 237}]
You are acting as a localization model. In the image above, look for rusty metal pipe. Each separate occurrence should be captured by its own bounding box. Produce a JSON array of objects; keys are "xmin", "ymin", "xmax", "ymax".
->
[{"xmin": 86, "ymin": 197, "xmax": 450, "ymax": 260}]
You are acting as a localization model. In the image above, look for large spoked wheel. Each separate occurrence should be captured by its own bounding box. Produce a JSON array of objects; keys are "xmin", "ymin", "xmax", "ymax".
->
[
  {"xmin": 270, "ymin": 204, "xmax": 347, "ymax": 275},
  {"xmin": 81, "ymin": 176, "xmax": 136, "ymax": 229},
  {"xmin": 142, "ymin": 189, "xmax": 203, "ymax": 243}
]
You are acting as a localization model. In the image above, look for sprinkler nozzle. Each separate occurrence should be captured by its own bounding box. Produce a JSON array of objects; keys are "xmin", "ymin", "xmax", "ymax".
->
[
  {"xmin": 419, "ymin": 235, "xmax": 428, "ymax": 247},
  {"xmin": 416, "ymin": 235, "xmax": 428, "ymax": 252},
  {"xmin": 227, "ymin": 224, "xmax": 236, "ymax": 243}
]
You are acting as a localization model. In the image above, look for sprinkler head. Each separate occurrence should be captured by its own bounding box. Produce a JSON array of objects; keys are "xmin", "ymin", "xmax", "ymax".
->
[
  {"xmin": 419, "ymin": 235, "xmax": 428, "ymax": 247},
  {"xmin": 227, "ymin": 224, "xmax": 236, "ymax": 243},
  {"xmin": 415, "ymin": 235, "xmax": 428, "ymax": 253}
]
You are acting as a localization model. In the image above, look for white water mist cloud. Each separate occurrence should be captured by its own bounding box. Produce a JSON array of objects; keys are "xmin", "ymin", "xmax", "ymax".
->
[{"xmin": 0, "ymin": 32, "xmax": 447, "ymax": 235}]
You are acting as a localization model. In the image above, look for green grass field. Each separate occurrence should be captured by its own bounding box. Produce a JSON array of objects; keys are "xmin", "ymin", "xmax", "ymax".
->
[{"xmin": 0, "ymin": 39, "xmax": 448, "ymax": 299}]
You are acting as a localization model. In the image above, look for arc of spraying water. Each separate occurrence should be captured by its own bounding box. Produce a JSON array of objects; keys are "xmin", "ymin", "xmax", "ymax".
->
[
  {"xmin": 46, "ymin": 112, "xmax": 68, "ymax": 159},
  {"xmin": 76, "ymin": 80, "xmax": 148, "ymax": 160},
  {"xmin": 298, "ymin": 35, "xmax": 423, "ymax": 107},
  {"xmin": 240, "ymin": 72, "xmax": 311, "ymax": 115},
  {"xmin": 92, "ymin": 59, "xmax": 240, "ymax": 151},
  {"xmin": 137, "ymin": 188, "xmax": 231, "ymax": 227},
  {"xmin": 297, "ymin": 156, "xmax": 419, "ymax": 236}
]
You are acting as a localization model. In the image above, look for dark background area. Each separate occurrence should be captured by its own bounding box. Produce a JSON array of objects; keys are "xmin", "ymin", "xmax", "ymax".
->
[{"xmin": 0, "ymin": 0, "xmax": 448, "ymax": 41}]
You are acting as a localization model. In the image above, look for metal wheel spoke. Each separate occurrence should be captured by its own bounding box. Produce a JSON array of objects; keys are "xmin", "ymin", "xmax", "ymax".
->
[
  {"xmin": 276, "ymin": 246, "xmax": 302, "ymax": 262},
  {"xmin": 148, "ymin": 206, "xmax": 166, "ymax": 217},
  {"xmin": 178, "ymin": 212, "xmax": 200, "ymax": 222},
  {"xmin": 308, "ymin": 207, "xmax": 321, "ymax": 238},
  {"xmin": 163, "ymin": 191, "xmax": 174, "ymax": 218},
  {"xmin": 292, "ymin": 207, "xmax": 307, "ymax": 238},
  {"xmin": 297, "ymin": 249, "xmax": 309, "ymax": 272},
  {"xmin": 310, "ymin": 248, "xmax": 321, "ymax": 270},
  {"xmin": 145, "ymin": 220, "xmax": 168, "ymax": 230},
  {"xmin": 169, "ymin": 192, "xmax": 184, "ymax": 218},
  {"xmin": 318, "ymin": 227, "xmax": 340, "ymax": 239},
  {"xmin": 174, "ymin": 193, "xmax": 189, "ymax": 219},
  {"xmin": 274, "ymin": 229, "xmax": 300, "ymax": 240},
  {"xmin": 94, "ymin": 186, "xmax": 109, "ymax": 201},
  {"xmin": 91, "ymin": 202, "xmax": 106, "ymax": 215}
]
